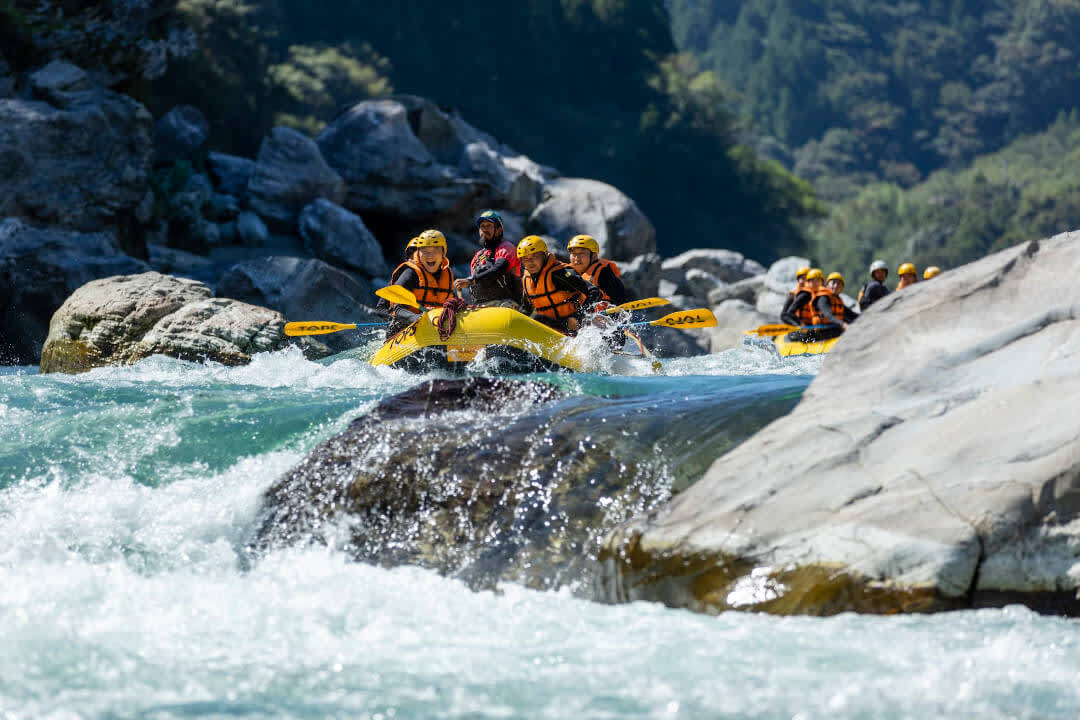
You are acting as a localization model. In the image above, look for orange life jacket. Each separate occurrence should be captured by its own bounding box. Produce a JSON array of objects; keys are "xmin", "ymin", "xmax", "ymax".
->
[
  {"xmin": 793, "ymin": 290, "xmax": 816, "ymax": 326},
  {"xmin": 524, "ymin": 256, "xmax": 586, "ymax": 321},
  {"xmin": 896, "ymin": 276, "xmax": 917, "ymax": 291},
  {"xmin": 391, "ymin": 258, "xmax": 454, "ymax": 308},
  {"xmin": 810, "ymin": 287, "xmax": 846, "ymax": 326},
  {"xmin": 580, "ymin": 258, "xmax": 622, "ymax": 301}
]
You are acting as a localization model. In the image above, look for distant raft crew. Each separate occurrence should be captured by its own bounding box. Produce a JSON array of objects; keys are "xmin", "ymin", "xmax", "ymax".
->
[
  {"xmin": 857, "ymin": 260, "xmax": 890, "ymax": 310},
  {"xmin": 781, "ymin": 267, "xmax": 819, "ymax": 328},
  {"xmin": 781, "ymin": 266, "xmax": 811, "ymax": 322},
  {"xmin": 517, "ymin": 235, "xmax": 603, "ymax": 335},
  {"xmin": 811, "ymin": 272, "xmax": 858, "ymax": 338},
  {"xmin": 896, "ymin": 262, "xmax": 919, "ymax": 290},
  {"xmin": 378, "ymin": 229, "xmax": 455, "ymax": 337}
]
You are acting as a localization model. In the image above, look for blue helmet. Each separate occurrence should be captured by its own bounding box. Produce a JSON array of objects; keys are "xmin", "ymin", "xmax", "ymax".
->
[{"xmin": 475, "ymin": 210, "xmax": 503, "ymax": 228}]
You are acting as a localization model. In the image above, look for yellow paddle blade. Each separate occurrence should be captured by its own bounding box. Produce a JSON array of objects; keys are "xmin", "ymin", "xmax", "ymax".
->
[
  {"xmin": 648, "ymin": 308, "xmax": 717, "ymax": 329},
  {"xmin": 604, "ymin": 297, "xmax": 670, "ymax": 314},
  {"xmin": 375, "ymin": 285, "xmax": 420, "ymax": 308},
  {"xmin": 284, "ymin": 321, "xmax": 357, "ymax": 337},
  {"xmin": 744, "ymin": 323, "xmax": 798, "ymax": 337}
]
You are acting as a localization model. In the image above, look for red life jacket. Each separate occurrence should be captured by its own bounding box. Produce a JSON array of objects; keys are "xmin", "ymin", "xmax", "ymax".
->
[
  {"xmin": 524, "ymin": 255, "xmax": 586, "ymax": 321},
  {"xmin": 391, "ymin": 259, "xmax": 454, "ymax": 308},
  {"xmin": 810, "ymin": 287, "xmax": 846, "ymax": 325},
  {"xmin": 470, "ymin": 239, "xmax": 522, "ymax": 277},
  {"xmin": 580, "ymin": 258, "xmax": 622, "ymax": 301}
]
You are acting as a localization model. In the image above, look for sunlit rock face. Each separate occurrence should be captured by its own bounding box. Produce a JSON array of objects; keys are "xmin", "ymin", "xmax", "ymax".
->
[
  {"xmin": 39, "ymin": 272, "xmax": 285, "ymax": 374},
  {"xmin": 598, "ymin": 231, "xmax": 1080, "ymax": 617}
]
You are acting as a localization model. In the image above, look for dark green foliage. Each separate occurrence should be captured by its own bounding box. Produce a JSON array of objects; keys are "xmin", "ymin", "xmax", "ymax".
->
[
  {"xmin": 809, "ymin": 113, "xmax": 1080, "ymax": 282},
  {"xmin": 147, "ymin": 0, "xmax": 820, "ymax": 259}
]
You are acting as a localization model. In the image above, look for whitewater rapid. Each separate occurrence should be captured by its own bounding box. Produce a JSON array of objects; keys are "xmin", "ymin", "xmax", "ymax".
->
[{"xmin": 1, "ymin": 348, "xmax": 1077, "ymax": 719}]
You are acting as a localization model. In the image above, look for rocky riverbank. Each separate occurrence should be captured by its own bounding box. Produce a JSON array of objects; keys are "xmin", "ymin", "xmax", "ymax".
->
[{"xmin": 596, "ymin": 231, "xmax": 1080, "ymax": 616}]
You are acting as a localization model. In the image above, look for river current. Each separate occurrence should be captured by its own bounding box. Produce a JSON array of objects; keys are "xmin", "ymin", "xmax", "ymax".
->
[{"xmin": 1, "ymin": 346, "xmax": 1077, "ymax": 719}]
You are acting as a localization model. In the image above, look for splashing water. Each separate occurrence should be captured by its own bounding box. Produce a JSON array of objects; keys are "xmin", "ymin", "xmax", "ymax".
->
[{"xmin": 1, "ymin": 349, "xmax": 1076, "ymax": 719}]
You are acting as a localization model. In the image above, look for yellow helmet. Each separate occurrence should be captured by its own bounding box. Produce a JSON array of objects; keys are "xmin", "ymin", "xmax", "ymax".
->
[
  {"xmin": 413, "ymin": 229, "xmax": 447, "ymax": 250},
  {"xmin": 405, "ymin": 236, "xmax": 421, "ymax": 251},
  {"xmin": 517, "ymin": 235, "xmax": 548, "ymax": 258},
  {"xmin": 795, "ymin": 266, "xmax": 811, "ymax": 279},
  {"xmin": 923, "ymin": 266, "xmax": 941, "ymax": 279},
  {"xmin": 567, "ymin": 234, "xmax": 600, "ymax": 254},
  {"xmin": 898, "ymin": 262, "xmax": 917, "ymax": 276},
  {"xmin": 826, "ymin": 272, "xmax": 845, "ymax": 286},
  {"xmin": 805, "ymin": 268, "xmax": 825, "ymax": 281}
]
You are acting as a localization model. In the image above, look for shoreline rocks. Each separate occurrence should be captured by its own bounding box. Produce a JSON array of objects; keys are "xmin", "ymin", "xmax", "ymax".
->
[{"xmin": 596, "ymin": 232, "xmax": 1080, "ymax": 616}]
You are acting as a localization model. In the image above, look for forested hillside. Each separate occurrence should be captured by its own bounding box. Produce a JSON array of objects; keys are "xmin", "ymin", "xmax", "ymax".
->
[{"xmin": 669, "ymin": 0, "xmax": 1080, "ymax": 277}]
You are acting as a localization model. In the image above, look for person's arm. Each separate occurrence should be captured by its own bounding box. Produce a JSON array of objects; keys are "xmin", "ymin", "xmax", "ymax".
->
[
  {"xmin": 813, "ymin": 295, "xmax": 843, "ymax": 326},
  {"xmin": 596, "ymin": 266, "xmax": 628, "ymax": 305},
  {"xmin": 781, "ymin": 291, "xmax": 811, "ymax": 326},
  {"xmin": 552, "ymin": 267, "xmax": 602, "ymax": 308},
  {"xmin": 782, "ymin": 292, "xmax": 796, "ymax": 317},
  {"xmin": 388, "ymin": 268, "xmax": 422, "ymax": 324}
]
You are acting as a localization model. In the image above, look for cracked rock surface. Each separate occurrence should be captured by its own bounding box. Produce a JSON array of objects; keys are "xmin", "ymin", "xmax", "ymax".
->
[{"xmin": 596, "ymin": 231, "xmax": 1080, "ymax": 616}]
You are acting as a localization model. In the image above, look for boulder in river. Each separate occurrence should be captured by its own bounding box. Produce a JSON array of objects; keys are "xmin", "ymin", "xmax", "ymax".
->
[
  {"xmin": 248, "ymin": 127, "xmax": 345, "ymax": 232},
  {"xmin": 153, "ymin": 105, "xmax": 210, "ymax": 166},
  {"xmin": 39, "ymin": 272, "xmax": 285, "ymax": 373},
  {"xmin": 527, "ymin": 178, "xmax": 656, "ymax": 261},
  {"xmin": 597, "ymin": 232, "xmax": 1080, "ymax": 617},
  {"xmin": 298, "ymin": 199, "xmax": 388, "ymax": 279}
]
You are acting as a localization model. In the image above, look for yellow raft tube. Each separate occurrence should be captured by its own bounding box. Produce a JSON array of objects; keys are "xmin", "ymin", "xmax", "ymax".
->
[
  {"xmin": 743, "ymin": 331, "xmax": 841, "ymax": 357},
  {"xmin": 370, "ymin": 306, "xmax": 656, "ymax": 373}
]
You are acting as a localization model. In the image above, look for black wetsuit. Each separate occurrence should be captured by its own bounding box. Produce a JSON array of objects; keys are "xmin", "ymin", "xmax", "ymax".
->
[
  {"xmin": 781, "ymin": 290, "xmax": 813, "ymax": 326},
  {"xmin": 806, "ymin": 294, "xmax": 859, "ymax": 339},
  {"xmin": 375, "ymin": 267, "xmax": 423, "ymax": 337},
  {"xmin": 468, "ymin": 235, "xmax": 523, "ymax": 306},
  {"xmin": 858, "ymin": 279, "xmax": 890, "ymax": 311},
  {"xmin": 589, "ymin": 263, "xmax": 628, "ymax": 306},
  {"xmin": 522, "ymin": 265, "xmax": 604, "ymax": 334}
]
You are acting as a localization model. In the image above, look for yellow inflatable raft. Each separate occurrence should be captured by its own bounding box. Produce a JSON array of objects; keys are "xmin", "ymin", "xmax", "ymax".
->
[
  {"xmin": 743, "ymin": 330, "xmax": 841, "ymax": 357},
  {"xmin": 370, "ymin": 306, "xmax": 655, "ymax": 373}
]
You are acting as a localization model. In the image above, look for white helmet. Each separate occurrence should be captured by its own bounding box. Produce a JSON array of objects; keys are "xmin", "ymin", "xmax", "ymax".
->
[{"xmin": 869, "ymin": 260, "xmax": 888, "ymax": 273}]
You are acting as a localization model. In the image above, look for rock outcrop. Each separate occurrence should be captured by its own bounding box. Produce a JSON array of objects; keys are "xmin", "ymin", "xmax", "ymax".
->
[
  {"xmin": 527, "ymin": 178, "xmax": 656, "ymax": 261},
  {"xmin": 0, "ymin": 61, "xmax": 152, "ymax": 232},
  {"xmin": 298, "ymin": 199, "xmax": 388, "ymax": 279},
  {"xmin": 0, "ymin": 220, "xmax": 149, "ymax": 365},
  {"xmin": 597, "ymin": 232, "xmax": 1080, "ymax": 616},
  {"xmin": 39, "ymin": 272, "xmax": 285, "ymax": 373},
  {"xmin": 248, "ymin": 127, "xmax": 345, "ymax": 232}
]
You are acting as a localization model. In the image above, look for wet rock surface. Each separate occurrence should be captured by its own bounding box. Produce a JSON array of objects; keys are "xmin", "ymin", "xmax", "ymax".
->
[
  {"xmin": 255, "ymin": 376, "xmax": 802, "ymax": 592},
  {"xmin": 598, "ymin": 232, "xmax": 1080, "ymax": 616}
]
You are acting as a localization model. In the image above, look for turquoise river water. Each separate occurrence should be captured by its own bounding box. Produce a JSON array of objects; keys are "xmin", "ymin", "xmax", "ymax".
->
[{"xmin": 1, "ymin": 346, "xmax": 1077, "ymax": 719}]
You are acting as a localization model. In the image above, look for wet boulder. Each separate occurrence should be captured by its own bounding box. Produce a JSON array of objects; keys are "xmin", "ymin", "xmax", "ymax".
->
[
  {"xmin": 0, "ymin": 61, "xmax": 152, "ymax": 232},
  {"xmin": 248, "ymin": 127, "xmax": 345, "ymax": 232},
  {"xmin": 527, "ymin": 178, "xmax": 655, "ymax": 261},
  {"xmin": 660, "ymin": 249, "xmax": 767, "ymax": 292},
  {"xmin": 708, "ymin": 275, "xmax": 765, "ymax": 307},
  {"xmin": 255, "ymin": 376, "xmax": 800, "ymax": 591},
  {"xmin": 0, "ymin": 220, "xmax": 149, "ymax": 365},
  {"xmin": 617, "ymin": 253, "xmax": 662, "ymax": 299},
  {"xmin": 598, "ymin": 231, "xmax": 1080, "ymax": 617},
  {"xmin": 39, "ymin": 271, "xmax": 285, "ymax": 373},
  {"xmin": 208, "ymin": 152, "xmax": 255, "ymax": 201}
]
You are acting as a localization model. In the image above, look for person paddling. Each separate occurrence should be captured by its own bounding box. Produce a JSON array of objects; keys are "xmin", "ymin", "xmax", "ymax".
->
[
  {"xmin": 518, "ymin": 235, "xmax": 602, "ymax": 335},
  {"xmin": 780, "ymin": 266, "xmax": 811, "ymax": 323},
  {"xmin": 377, "ymin": 230, "xmax": 454, "ymax": 337},
  {"xmin": 896, "ymin": 262, "xmax": 919, "ymax": 290},
  {"xmin": 782, "ymin": 268, "xmax": 820, "ymax": 327},
  {"xmin": 566, "ymin": 234, "xmax": 628, "ymax": 308},
  {"xmin": 453, "ymin": 210, "xmax": 523, "ymax": 307},
  {"xmin": 809, "ymin": 272, "xmax": 858, "ymax": 339},
  {"xmin": 857, "ymin": 260, "xmax": 890, "ymax": 311}
]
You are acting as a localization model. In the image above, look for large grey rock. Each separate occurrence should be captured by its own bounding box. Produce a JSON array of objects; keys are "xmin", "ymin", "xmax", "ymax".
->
[
  {"xmin": 299, "ymin": 199, "xmax": 388, "ymax": 279},
  {"xmin": 0, "ymin": 220, "xmax": 149, "ymax": 365},
  {"xmin": 248, "ymin": 127, "xmax": 345, "ymax": 231},
  {"xmin": 598, "ymin": 232, "xmax": 1080, "ymax": 617},
  {"xmin": 317, "ymin": 99, "xmax": 473, "ymax": 218},
  {"xmin": 153, "ymin": 105, "xmax": 210, "ymax": 166},
  {"xmin": 684, "ymin": 268, "xmax": 724, "ymax": 306},
  {"xmin": 617, "ymin": 253, "xmax": 662, "ymax": 299},
  {"xmin": 709, "ymin": 275, "xmax": 764, "ymax": 306},
  {"xmin": 764, "ymin": 256, "xmax": 812, "ymax": 295},
  {"xmin": 0, "ymin": 66, "xmax": 153, "ymax": 231},
  {"xmin": 527, "ymin": 178, "xmax": 655, "ymax": 261},
  {"xmin": 705, "ymin": 299, "xmax": 775, "ymax": 352},
  {"xmin": 207, "ymin": 152, "xmax": 255, "ymax": 200},
  {"xmin": 235, "ymin": 211, "xmax": 269, "ymax": 247},
  {"xmin": 661, "ymin": 249, "xmax": 767, "ymax": 286},
  {"xmin": 39, "ymin": 272, "xmax": 284, "ymax": 373},
  {"xmin": 216, "ymin": 256, "xmax": 379, "ymax": 354}
]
